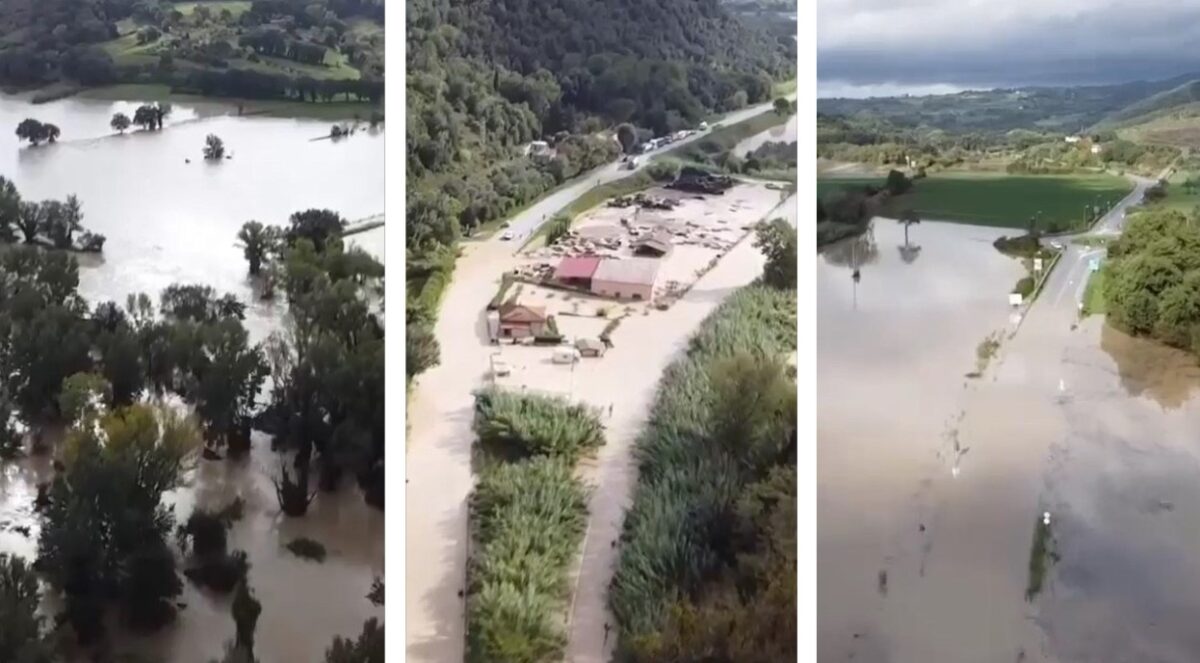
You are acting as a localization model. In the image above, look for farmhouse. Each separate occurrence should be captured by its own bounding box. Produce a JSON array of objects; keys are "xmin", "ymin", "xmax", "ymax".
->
[
  {"xmin": 554, "ymin": 256, "xmax": 602, "ymax": 289},
  {"xmin": 497, "ymin": 303, "xmax": 548, "ymax": 339},
  {"xmin": 591, "ymin": 257, "xmax": 660, "ymax": 300}
]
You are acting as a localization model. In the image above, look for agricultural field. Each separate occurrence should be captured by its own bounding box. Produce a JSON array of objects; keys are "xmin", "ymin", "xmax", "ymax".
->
[{"xmin": 819, "ymin": 172, "xmax": 1133, "ymax": 231}]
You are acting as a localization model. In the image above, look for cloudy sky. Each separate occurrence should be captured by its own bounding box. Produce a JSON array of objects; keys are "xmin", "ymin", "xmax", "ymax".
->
[{"xmin": 818, "ymin": 0, "xmax": 1200, "ymax": 95}]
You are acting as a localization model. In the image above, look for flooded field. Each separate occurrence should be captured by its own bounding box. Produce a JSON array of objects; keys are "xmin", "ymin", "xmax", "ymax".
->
[
  {"xmin": 822, "ymin": 216, "xmax": 1200, "ymax": 662},
  {"xmin": 0, "ymin": 93, "xmax": 384, "ymax": 342},
  {"xmin": 734, "ymin": 113, "xmax": 796, "ymax": 154},
  {"xmin": 0, "ymin": 92, "xmax": 384, "ymax": 661},
  {"xmin": 818, "ymin": 219, "xmax": 1027, "ymax": 661}
]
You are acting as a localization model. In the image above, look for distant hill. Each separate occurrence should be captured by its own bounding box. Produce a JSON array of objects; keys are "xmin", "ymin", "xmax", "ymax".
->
[
  {"xmin": 1093, "ymin": 79, "xmax": 1200, "ymax": 130},
  {"xmin": 817, "ymin": 73, "xmax": 1200, "ymax": 135}
]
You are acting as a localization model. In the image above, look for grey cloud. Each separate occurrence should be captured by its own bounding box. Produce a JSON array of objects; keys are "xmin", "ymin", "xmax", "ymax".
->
[{"xmin": 817, "ymin": 0, "xmax": 1200, "ymax": 88}]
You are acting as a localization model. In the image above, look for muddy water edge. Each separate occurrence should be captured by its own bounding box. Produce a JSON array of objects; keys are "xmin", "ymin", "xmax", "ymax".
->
[{"xmin": 0, "ymin": 92, "xmax": 384, "ymax": 662}]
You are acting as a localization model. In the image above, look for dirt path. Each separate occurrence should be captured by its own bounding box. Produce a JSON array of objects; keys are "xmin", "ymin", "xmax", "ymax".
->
[{"xmin": 404, "ymin": 120, "xmax": 790, "ymax": 661}]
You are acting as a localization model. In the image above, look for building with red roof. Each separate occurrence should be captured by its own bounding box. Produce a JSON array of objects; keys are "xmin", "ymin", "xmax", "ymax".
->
[{"xmin": 553, "ymin": 256, "xmax": 602, "ymax": 289}]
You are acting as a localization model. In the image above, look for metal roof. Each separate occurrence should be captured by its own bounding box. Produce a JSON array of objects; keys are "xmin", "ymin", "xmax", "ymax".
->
[
  {"xmin": 592, "ymin": 257, "xmax": 660, "ymax": 286},
  {"xmin": 554, "ymin": 256, "xmax": 602, "ymax": 280},
  {"xmin": 498, "ymin": 303, "xmax": 547, "ymax": 323}
]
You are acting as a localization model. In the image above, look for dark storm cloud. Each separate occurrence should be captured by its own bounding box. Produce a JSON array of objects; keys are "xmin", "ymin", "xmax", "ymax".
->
[{"xmin": 818, "ymin": 0, "xmax": 1200, "ymax": 88}]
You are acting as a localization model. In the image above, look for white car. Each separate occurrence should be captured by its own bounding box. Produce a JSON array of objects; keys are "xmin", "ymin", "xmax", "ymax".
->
[
  {"xmin": 492, "ymin": 359, "xmax": 511, "ymax": 377},
  {"xmin": 501, "ymin": 231, "xmax": 514, "ymax": 241},
  {"xmin": 1049, "ymin": 241, "xmax": 1064, "ymax": 250}
]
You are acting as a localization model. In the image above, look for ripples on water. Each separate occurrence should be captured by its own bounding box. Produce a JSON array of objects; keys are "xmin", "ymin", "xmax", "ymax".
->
[{"xmin": 0, "ymin": 92, "xmax": 384, "ymax": 661}]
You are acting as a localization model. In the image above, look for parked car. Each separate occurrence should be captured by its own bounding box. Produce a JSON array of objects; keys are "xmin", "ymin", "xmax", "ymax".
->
[
  {"xmin": 1049, "ymin": 240, "xmax": 1064, "ymax": 250},
  {"xmin": 552, "ymin": 348, "xmax": 581, "ymax": 364},
  {"xmin": 501, "ymin": 231, "xmax": 514, "ymax": 241},
  {"xmin": 492, "ymin": 359, "xmax": 511, "ymax": 377}
]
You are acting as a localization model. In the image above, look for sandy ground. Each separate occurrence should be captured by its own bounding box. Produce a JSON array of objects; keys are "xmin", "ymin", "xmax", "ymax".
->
[
  {"xmin": 405, "ymin": 166, "xmax": 795, "ymax": 663},
  {"xmin": 521, "ymin": 182, "xmax": 785, "ymax": 305}
]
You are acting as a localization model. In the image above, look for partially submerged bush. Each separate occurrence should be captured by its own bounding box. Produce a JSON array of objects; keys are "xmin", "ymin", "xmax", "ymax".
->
[
  {"xmin": 467, "ymin": 457, "xmax": 587, "ymax": 663},
  {"xmin": 285, "ymin": 537, "xmax": 327, "ymax": 562},
  {"xmin": 473, "ymin": 388, "xmax": 604, "ymax": 462}
]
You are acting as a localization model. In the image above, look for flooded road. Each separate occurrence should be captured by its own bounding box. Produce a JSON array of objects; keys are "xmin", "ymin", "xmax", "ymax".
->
[
  {"xmin": 0, "ymin": 92, "xmax": 384, "ymax": 661},
  {"xmin": 734, "ymin": 113, "xmax": 796, "ymax": 154},
  {"xmin": 1036, "ymin": 320, "xmax": 1200, "ymax": 663},
  {"xmin": 822, "ymin": 215, "xmax": 1200, "ymax": 662},
  {"xmin": 818, "ymin": 219, "xmax": 1029, "ymax": 661}
]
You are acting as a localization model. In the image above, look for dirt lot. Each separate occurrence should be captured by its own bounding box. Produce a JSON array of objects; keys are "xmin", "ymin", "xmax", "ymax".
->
[{"xmin": 519, "ymin": 180, "xmax": 786, "ymax": 305}]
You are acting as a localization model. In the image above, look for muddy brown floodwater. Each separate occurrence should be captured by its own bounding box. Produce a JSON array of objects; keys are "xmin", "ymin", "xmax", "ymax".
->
[
  {"xmin": 1035, "ymin": 319, "xmax": 1200, "ymax": 663},
  {"xmin": 818, "ymin": 219, "xmax": 1028, "ymax": 661},
  {"xmin": 0, "ymin": 91, "xmax": 384, "ymax": 662}
]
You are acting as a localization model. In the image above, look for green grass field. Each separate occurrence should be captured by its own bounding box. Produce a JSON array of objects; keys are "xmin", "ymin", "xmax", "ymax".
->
[
  {"xmin": 1152, "ymin": 170, "xmax": 1200, "ymax": 214},
  {"xmin": 78, "ymin": 84, "xmax": 378, "ymax": 121},
  {"xmin": 818, "ymin": 173, "xmax": 1133, "ymax": 232}
]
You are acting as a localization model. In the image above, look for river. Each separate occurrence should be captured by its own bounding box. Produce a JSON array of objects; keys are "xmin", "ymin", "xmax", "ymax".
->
[{"xmin": 0, "ymin": 92, "xmax": 384, "ymax": 662}]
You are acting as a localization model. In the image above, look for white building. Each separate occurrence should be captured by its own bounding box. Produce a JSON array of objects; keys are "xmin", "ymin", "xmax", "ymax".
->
[{"xmin": 1064, "ymin": 135, "xmax": 1081, "ymax": 143}]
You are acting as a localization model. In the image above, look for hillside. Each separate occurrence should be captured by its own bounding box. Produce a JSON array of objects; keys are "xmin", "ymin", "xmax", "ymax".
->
[
  {"xmin": 817, "ymin": 74, "xmax": 1199, "ymax": 135},
  {"xmin": 0, "ymin": 0, "xmax": 383, "ymax": 103},
  {"xmin": 1093, "ymin": 79, "xmax": 1200, "ymax": 130},
  {"xmin": 406, "ymin": 0, "xmax": 795, "ymax": 348}
]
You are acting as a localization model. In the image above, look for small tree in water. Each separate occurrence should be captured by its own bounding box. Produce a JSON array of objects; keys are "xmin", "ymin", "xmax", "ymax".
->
[
  {"xmin": 237, "ymin": 221, "xmax": 277, "ymax": 276},
  {"xmin": 204, "ymin": 134, "xmax": 226, "ymax": 160},
  {"xmin": 111, "ymin": 112, "xmax": 131, "ymax": 134},
  {"xmin": 232, "ymin": 579, "xmax": 262, "ymax": 658}
]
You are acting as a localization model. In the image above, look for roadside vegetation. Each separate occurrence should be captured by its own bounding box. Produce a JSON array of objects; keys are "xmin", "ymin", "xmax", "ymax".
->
[
  {"xmin": 466, "ymin": 389, "xmax": 604, "ymax": 662},
  {"xmin": 609, "ymin": 285, "xmax": 797, "ymax": 661},
  {"xmin": 1026, "ymin": 516, "xmax": 1058, "ymax": 601},
  {"xmin": 1082, "ymin": 269, "xmax": 1108, "ymax": 316},
  {"xmin": 1102, "ymin": 208, "xmax": 1200, "ymax": 353},
  {"xmin": 405, "ymin": 0, "xmax": 795, "ymax": 382}
]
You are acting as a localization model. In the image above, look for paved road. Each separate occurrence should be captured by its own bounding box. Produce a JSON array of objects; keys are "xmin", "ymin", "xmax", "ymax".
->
[
  {"xmin": 1040, "ymin": 175, "xmax": 1152, "ymax": 312},
  {"xmin": 502, "ymin": 98, "xmax": 795, "ymax": 242},
  {"xmin": 405, "ymin": 99, "xmax": 793, "ymax": 663}
]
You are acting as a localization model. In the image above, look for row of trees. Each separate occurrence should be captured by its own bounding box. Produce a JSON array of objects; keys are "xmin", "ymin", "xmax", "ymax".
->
[
  {"xmin": 0, "ymin": 176, "xmax": 105, "ymax": 252},
  {"xmin": 15, "ymin": 118, "xmax": 60, "ymax": 145},
  {"xmin": 234, "ymin": 209, "xmax": 386, "ymax": 511}
]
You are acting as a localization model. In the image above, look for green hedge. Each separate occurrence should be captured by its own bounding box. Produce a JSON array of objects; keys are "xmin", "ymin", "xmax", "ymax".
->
[
  {"xmin": 473, "ymin": 388, "xmax": 604, "ymax": 463},
  {"xmin": 467, "ymin": 458, "xmax": 588, "ymax": 663},
  {"xmin": 609, "ymin": 285, "xmax": 797, "ymax": 657}
]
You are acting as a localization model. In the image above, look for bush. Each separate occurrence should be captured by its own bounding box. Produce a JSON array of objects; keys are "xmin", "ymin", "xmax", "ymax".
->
[
  {"xmin": 183, "ymin": 550, "xmax": 249, "ymax": 593},
  {"xmin": 467, "ymin": 457, "xmax": 587, "ymax": 663},
  {"xmin": 608, "ymin": 286, "xmax": 796, "ymax": 659},
  {"xmin": 545, "ymin": 214, "xmax": 572, "ymax": 245},
  {"xmin": 473, "ymin": 388, "xmax": 604, "ymax": 462},
  {"xmin": 647, "ymin": 159, "xmax": 682, "ymax": 182},
  {"xmin": 1013, "ymin": 276, "xmax": 1035, "ymax": 297},
  {"xmin": 285, "ymin": 537, "xmax": 328, "ymax": 562}
]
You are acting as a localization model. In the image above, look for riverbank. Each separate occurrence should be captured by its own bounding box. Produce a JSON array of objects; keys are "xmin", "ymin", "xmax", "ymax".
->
[{"xmin": 75, "ymin": 84, "xmax": 380, "ymax": 121}]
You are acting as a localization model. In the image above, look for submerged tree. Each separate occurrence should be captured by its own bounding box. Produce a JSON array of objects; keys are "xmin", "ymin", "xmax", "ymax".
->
[
  {"xmin": 38, "ymin": 404, "xmax": 199, "ymax": 642},
  {"xmin": 111, "ymin": 112, "xmax": 131, "ymax": 134},
  {"xmin": 204, "ymin": 134, "xmax": 226, "ymax": 160},
  {"xmin": 15, "ymin": 118, "xmax": 57, "ymax": 145},
  {"xmin": 0, "ymin": 554, "xmax": 53, "ymax": 663},
  {"xmin": 753, "ymin": 217, "xmax": 796, "ymax": 290},
  {"xmin": 237, "ymin": 221, "xmax": 276, "ymax": 276},
  {"xmin": 899, "ymin": 209, "xmax": 921, "ymax": 247},
  {"xmin": 232, "ymin": 580, "xmax": 262, "ymax": 658}
]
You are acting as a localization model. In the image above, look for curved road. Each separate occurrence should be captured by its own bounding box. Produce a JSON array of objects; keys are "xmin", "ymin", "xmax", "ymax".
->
[{"xmin": 405, "ymin": 98, "xmax": 792, "ymax": 663}]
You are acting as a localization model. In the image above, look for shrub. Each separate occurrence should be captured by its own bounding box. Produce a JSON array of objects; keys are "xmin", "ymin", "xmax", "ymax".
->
[
  {"xmin": 285, "ymin": 537, "xmax": 328, "ymax": 562},
  {"xmin": 1013, "ymin": 276, "xmax": 1035, "ymax": 297},
  {"xmin": 467, "ymin": 458, "xmax": 587, "ymax": 663},
  {"xmin": 473, "ymin": 388, "xmax": 604, "ymax": 462},
  {"xmin": 608, "ymin": 286, "xmax": 796, "ymax": 658}
]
